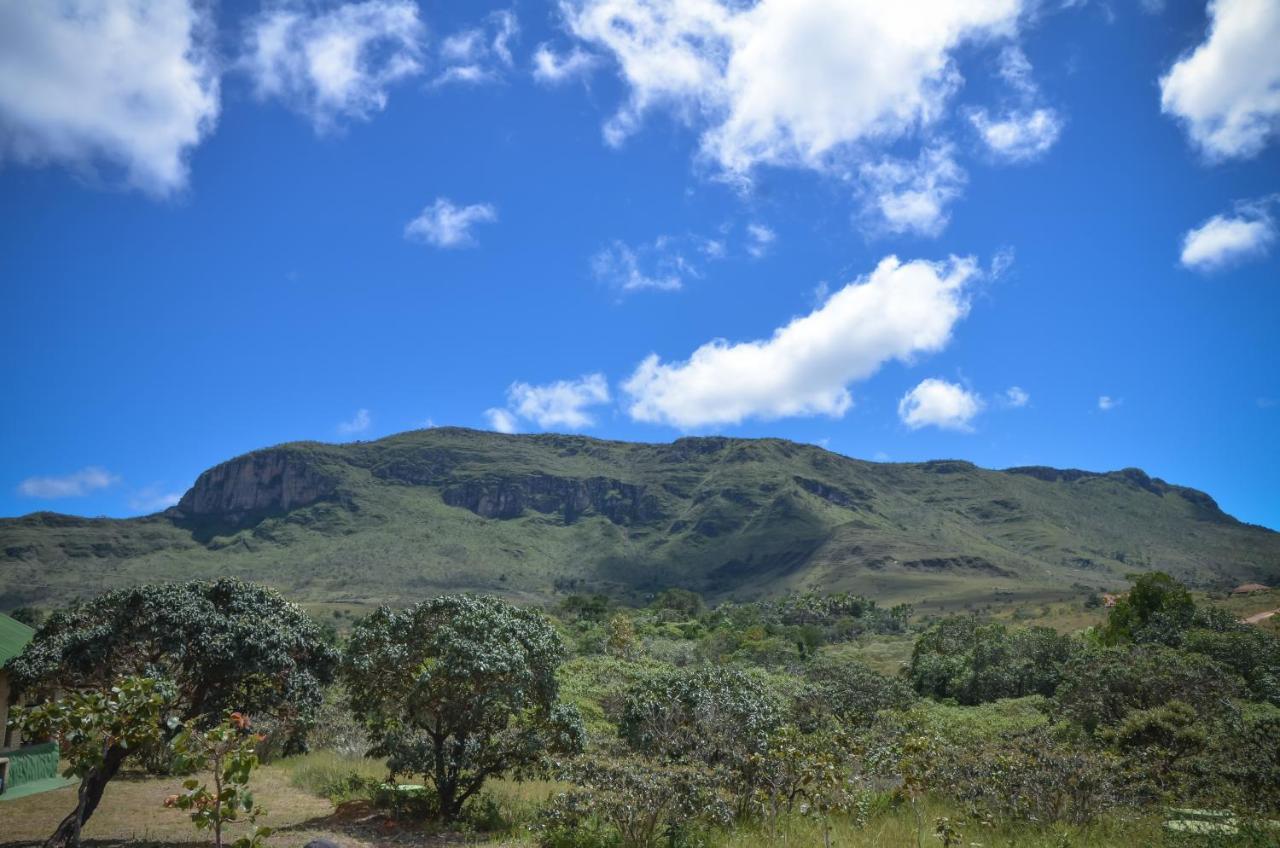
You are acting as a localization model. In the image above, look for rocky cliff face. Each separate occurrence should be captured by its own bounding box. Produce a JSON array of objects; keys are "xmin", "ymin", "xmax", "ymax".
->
[
  {"xmin": 441, "ymin": 474, "xmax": 662, "ymax": 525},
  {"xmin": 176, "ymin": 449, "xmax": 339, "ymax": 525}
]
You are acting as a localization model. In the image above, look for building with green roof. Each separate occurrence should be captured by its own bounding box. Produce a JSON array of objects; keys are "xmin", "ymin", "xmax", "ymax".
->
[{"xmin": 0, "ymin": 611, "xmax": 35, "ymax": 748}]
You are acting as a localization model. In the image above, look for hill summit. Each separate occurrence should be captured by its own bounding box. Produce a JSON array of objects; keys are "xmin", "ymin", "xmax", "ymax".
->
[{"xmin": 2, "ymin": 428, "xmax": 1276, "ymax": 610}]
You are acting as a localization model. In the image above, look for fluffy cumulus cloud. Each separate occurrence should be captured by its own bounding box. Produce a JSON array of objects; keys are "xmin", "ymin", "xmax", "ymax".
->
[
  {"xmin": 405, "ymin": 198, "xmax": 498, "ymax": 248},
  {"xmin": 623, "ymin": 255, "xmax": 977, "ymax": 428},
  {"xmin": 435, "ymin": 9, "xmax": 519, "ymax": 86},
  {"xmin": 1098, "ymin": 395, "xmax": 1120, "ymax": 411},
  {"xmin": 242, "ymin": 0, "xmax": 424, "ymax": 130},
  {"xmin": 18, "ymin": 466, "xmax": 119, "ymax": 499},
  {"xmin": 560, "ymin": 0, "xmax": 1028, "ymax": 232},
  {"xmin": 1160, "ymin": 0, "xmax": 1280, "ymax": 160},
  {"xmin": 1180, "ymin": 199, "xmax": 1276, "ymax": 271},
  {"xmin": 563, "ymin": 0, "xmax": 1021, "ymax": 170},
  {"xmin": 898, "ymin": 378, "xmax": 983, "ymax": 431},
  {"xmin": 0, "ymin": 0, "xmax": 220, "ymax": 195},
  {"xmin": 488, "ymin": 374, "xmax": 611, "ymax": 432},
  {"xmin": 860, "ymin": 145, "xmax": 967, "ymax": 236}
]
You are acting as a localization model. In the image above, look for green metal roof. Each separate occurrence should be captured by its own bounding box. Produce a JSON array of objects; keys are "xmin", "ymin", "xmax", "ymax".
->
[{"xmin": 0, "ymin": 613, "xmax": 35, "ymax": 666}]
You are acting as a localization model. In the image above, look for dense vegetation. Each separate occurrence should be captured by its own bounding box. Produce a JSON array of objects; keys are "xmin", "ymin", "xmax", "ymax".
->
[
  {"xmin": 3, "ymin": 428, "xmax": 1277, "ymax": 613},
  {"xmin": 6, "ymin": 572, "xmax": 1279, "ymax": 847}
]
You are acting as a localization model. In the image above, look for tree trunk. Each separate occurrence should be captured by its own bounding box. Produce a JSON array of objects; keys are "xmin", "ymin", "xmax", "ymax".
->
[{"xmin": 44, "ymin": 744, "xmax": 129, "ymax": 848}]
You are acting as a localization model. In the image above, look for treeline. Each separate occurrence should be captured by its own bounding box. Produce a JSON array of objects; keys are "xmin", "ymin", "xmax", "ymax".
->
[{"xmin": 4, "ymin": 574, "xmax": 1279, "ymax": 848}]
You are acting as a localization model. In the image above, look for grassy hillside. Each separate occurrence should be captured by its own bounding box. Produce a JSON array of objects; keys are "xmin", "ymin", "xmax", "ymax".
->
[{"xmin": 2, "ymin": 427, "xmax": 1276, "ymax": 611}]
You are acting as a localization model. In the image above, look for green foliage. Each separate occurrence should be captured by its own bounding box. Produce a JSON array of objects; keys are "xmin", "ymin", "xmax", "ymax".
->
[
  {"xmin": 796, "ymin": 655, "xmax": 916, "ymax": 729},
  {"xmin": 7, "ymin": 578, "xmax": 340, "ymax": 738},
  {"xmin": 169, "ymin": 713, "xmax": 271, "ymax": 848},
  {"xmin": 341, "ymin": 594, "xmax": 586, "ymax": 822},
  {"xmin": 1055, "ymin": 644, "xmax": 1244, "ymax": 734},
  {"xmin": 605, "ymin": 613, "xmax": 638, "ymax": 659},
  {"xmin": 908, "ymin": 617, "xmax": 1076, "ymax": 704},
  {"xmin": 7, "ymin": 606, "xmax": 45, "ymax": 627},
  {"xmin": 9, "ymin": 676, "xmax": 180, "ymax": 847},
  {"xmin": 536, "ymin": 756, "xmax": 730, "ymax": 848},
  {"xmin": 651, "ymin": 588, "xmax": 706, "ymax": 619},
  {"xmin": 10, "ymin": 675, "xmax": 177, "ymax": 780},
  {"xmin": 1101, "ymin": 571, "xmax": 1195, "ymax": 644}
]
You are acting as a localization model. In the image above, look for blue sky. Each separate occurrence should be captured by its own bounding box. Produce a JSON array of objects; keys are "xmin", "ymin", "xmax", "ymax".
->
[{"xmin": 1, "ymin": 0, "xmax": 1277, "ymax": 528}]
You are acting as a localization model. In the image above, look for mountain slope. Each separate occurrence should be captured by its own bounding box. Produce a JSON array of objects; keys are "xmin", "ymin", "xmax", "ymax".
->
[{"xmin": 2, "ymin": 428, "xmax": 1276, "ymax": 610}]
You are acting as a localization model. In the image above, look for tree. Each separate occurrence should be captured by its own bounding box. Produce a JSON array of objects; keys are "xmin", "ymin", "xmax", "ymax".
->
[
  {"xmin": 10, "ymin": 677, "xmax": 178, "ymax": 848},
  {"xmin": 5, "ymin": 579, "xmax": 339, "ymax": 848},
  {"xmin": 606, "ymin": 613, "xmax": 638, "ymax": 659},
  {"xmin": 1101, "ymin": 571, "xmax": 1195, "ymax": 644},
  {"xmin": 341, "ymin": 594, "xmax": 585, "ymax": 822}
]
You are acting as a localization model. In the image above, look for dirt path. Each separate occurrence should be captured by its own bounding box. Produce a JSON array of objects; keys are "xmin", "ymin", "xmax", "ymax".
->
[{"xmin": 1242, "ymin": 608, "xmax": 1279, "ymax": 624}]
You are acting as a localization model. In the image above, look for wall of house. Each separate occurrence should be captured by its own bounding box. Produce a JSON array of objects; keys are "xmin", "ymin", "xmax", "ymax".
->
[{"xmin": 0, "ymin": 670, "xmax": 12, "ymax": 748}]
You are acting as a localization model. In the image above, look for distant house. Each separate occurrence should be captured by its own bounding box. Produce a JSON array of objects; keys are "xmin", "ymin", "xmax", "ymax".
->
[
  {"xmin": 1232, "ymin": 583, "xmax": 1270, "ymax": 595},
  {"xmin": 0, "ymin": 613, "xmax": 35, "ymax": 748}
]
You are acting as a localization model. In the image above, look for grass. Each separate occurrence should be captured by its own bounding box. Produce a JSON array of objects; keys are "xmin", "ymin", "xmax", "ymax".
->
[
  {"xmin": 706, "ymin": 799, "xmax": 1169, "ymax": 847},
  {"xmin": 0, "ymin": 760, "xmax": 1174, "ymax": 848}
]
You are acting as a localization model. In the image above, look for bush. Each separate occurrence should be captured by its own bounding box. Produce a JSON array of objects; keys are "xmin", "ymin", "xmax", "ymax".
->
[
  {"xmin": 796, "ymin": 656, "xmax": 916, "ymax": 729},
  {"xmin": 535, "ymin": 756, "xmax": 729, "ymax": 848},
  {"xmin": 908, "ymin": 618, "xmax": 1076, "ymax": 704}
]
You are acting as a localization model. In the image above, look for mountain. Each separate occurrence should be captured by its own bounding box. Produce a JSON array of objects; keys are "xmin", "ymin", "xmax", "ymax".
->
[{"xmin": 2, "ymin": 428, "xmax": 1277, "ymax": 612}]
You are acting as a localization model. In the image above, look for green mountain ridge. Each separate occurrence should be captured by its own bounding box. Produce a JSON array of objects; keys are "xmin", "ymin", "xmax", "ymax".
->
[{"xmin": 2, "ymin": 427, "xmax": 1276, "ymax": 611}]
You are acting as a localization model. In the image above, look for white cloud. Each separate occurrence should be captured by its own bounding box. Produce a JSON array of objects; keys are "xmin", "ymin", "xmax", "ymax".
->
[
  {"xmin": 1159, "ymin": 0, "xmax": 1280, "ymax": 160},
  {"xmin": 860, "ymin": 145, "xmax": 967, "ymax": 236},
  {"xmin": 1098, "ymin": 395, "xmax": 1120, "ymax": 411},
  {"xmin": 435, "ymin": 9, "xmax": 519, "ymax": 86},
  {"xmin": 242, "ymin": 0, "xmax": 424, "ymax": 131},
  {"xmin": 338, "ymin": 408, "xmax": 372, "ymax": 434},
  {"xmin": 486, "ymin": 374, "xmax": 611, "ymax": 432},
  {"xmin": 405, "ymin": 198, "xmax": 498, "ymax": 248},
  {"xmin": 1002, "ymin": 386, "xmax": 1030, "ymax": 408},
  {"xmin": 0, "ymin": 0, "xmax": 220, "ymax": 195},
  {"xmin": 509, "ymin": 374, "xmax": 611, "ymax": 428},
  {"xmin": 623, "ymin": 255, "xmax": 977, "ymax": 428},
  {"xmin": 129, "ymin": 485, "xmax": 182, "ymax": 513},
  {"xmin": 970, "ymin": 108, "xmax": 1062, "ymax": 162},
  {"xmin": 592, "ymin": 239, "xmax": 688, "ymax": 292},
  {"xmin": 968, "ymin": 47, "xmax": 1062, "ymax": 162},
  {"xmin": 532, "ymin": 44, "xmax": 599, "ymax": 84},
  {"xmin": 1180, "ymin": 199, "xmax": 1276, "ymax": 271},
  {"xmin": 18, "ymin": 466, "xmax": 119, "ymax": 499},
  {"xmin": 485, "ymin": 408, "xmax": 520, "ymax": 434},
  {"xmin": 746, "ymin": 223, "xmax": 776, "ymax": 258},
  {"xmin": 898, "ymin": 378, "xmax": 983, "ymax": 431},
  {"xmin": 562, "ymin": 0, "xmax": 1023, "ymax": 178}
]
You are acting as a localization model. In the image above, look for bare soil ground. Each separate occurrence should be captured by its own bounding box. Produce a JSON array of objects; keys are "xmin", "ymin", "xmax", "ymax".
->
[{"xmin": 0, "ymin": 765, "xmax": 522, "ymax": 848}]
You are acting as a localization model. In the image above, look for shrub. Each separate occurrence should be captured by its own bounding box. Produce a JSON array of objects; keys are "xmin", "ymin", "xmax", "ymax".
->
[
  {"xmin": 908, "ymin": 617, "xmax": 1076, "ymax": 704},
  {"xmin": 796, "ymin": 656, "xmax": 916, "ymax": 729}
]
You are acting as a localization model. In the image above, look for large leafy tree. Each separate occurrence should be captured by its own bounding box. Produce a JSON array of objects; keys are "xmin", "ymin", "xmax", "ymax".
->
[
  {"xmin": 341, "ymin": 594, "xmax": 585, "ymax": 822},
  {"xmin": 5, "ymin": 579, "xmax": 338, "ymax": 848}
]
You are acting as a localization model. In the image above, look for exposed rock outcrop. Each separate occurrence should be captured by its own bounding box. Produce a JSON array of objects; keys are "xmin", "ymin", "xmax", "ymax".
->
[
  {"xmin": 176, "ymin": 449, "xmax": 339, "ymax": 525},
  {"xmin": 441, "ymin": 474, "xmax": 661, "ymax": 525}
]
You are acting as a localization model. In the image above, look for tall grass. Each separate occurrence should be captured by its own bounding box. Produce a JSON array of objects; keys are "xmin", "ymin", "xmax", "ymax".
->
[{"xmin": 277, "ymin": 749, "xmax": 388, "ymax": 801}]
